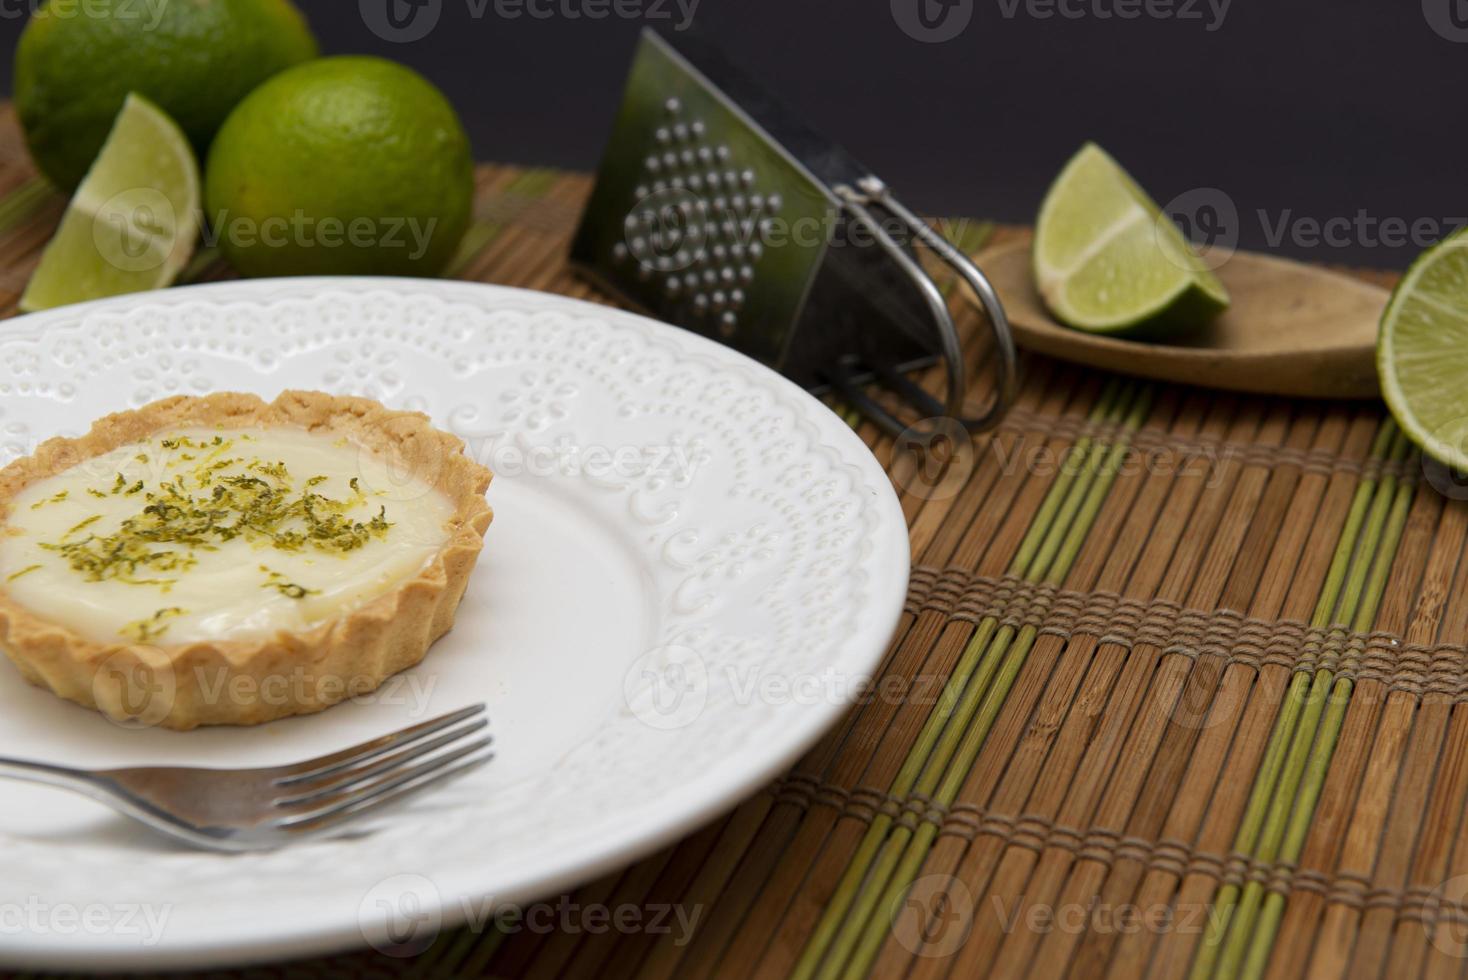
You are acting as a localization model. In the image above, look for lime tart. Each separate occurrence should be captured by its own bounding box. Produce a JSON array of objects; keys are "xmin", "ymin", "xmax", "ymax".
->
[{"xmin": 0, "ymin": 391, "xmax": 493, "ymax": 729}]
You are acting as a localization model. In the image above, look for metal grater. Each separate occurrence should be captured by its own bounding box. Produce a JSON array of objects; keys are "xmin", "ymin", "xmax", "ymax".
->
[{"xmin": 570, "ymin": 28, "xmax": 1017, "ymax": 437}]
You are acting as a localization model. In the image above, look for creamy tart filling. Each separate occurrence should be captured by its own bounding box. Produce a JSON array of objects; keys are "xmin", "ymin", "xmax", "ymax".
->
[{"xmin": 0, "ymin": 426, "xmax": 456, "ymax": 645}]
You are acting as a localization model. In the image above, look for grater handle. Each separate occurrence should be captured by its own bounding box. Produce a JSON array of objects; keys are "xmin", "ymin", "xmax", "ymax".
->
[{"xmin": 832, "ymin": 179, "xmax": 1018, "ymax": 438}]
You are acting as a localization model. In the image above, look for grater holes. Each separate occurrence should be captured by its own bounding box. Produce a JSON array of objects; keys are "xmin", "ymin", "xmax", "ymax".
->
[{"xmin": 617, "ymin": 101, "xmax": 792, "ymax": 339}]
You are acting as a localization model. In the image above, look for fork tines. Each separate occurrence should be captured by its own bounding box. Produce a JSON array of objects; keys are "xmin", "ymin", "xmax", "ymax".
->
[{"xmin": 271, "ymin": 704, "xmax": 492, "ymax": 834}]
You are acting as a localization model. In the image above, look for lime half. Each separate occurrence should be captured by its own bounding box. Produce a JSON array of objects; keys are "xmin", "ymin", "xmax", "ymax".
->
[
  {"xmin": 20, "ymin": 93, "xmax": 200, "ymax": 313},
  {"xmin": 1033, "ymin": 142, "xmax": 1229, "ymax": 334},
  {"xmin": 1378, "ymin": 228, "xmax": 1468, "ymax": 471}
]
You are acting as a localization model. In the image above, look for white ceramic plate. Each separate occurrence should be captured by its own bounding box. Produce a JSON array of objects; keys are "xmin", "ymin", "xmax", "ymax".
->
[{"xmin": 0, "ymin": 278, "xmax": 908, "ymax": 970}]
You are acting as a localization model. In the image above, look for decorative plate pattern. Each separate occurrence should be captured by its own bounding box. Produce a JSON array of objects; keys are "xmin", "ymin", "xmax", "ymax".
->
[{"xmin": 0, "ymin": 279, "xmax": 908, "ymax": 970}]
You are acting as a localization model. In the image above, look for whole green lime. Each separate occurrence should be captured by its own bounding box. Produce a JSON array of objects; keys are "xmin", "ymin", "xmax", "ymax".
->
[
  {"xmin": 14, "ymin": 0, "xmax": 317, "ymax": 190},
  {"xmin": 204, "ymin": 56, "xmax": 474, "ymax": 279}
]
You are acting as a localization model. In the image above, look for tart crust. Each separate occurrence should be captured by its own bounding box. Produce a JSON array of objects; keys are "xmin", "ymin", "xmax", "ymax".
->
[{"xmin": 0, "ymin": 391, "xmax": 493, "ymax": 730}]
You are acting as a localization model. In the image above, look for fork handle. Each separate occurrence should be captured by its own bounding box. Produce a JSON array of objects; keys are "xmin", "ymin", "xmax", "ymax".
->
[{"xmin": 0, "ymin": 756, "xmax": 104, "ymax": 796}]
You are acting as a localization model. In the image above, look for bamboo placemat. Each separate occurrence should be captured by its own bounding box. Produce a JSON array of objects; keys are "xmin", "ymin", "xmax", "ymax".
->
[{"xmin": 4, "ymin": 103, "xmax": 1468, "ymax": 980}]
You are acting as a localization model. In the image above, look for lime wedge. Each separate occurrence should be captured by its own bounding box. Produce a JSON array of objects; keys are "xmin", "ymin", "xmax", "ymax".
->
[
  {"xmin": 20, "ymin": 93, "xmax": 199, "ymax": 312},
  {"xmin": 1377, "ymin": 228, "xmax": 1468, "ymax": 470},
  {"xmin": 1033, "ymin": 142, "xmax": 1229, "ymax": 334}
]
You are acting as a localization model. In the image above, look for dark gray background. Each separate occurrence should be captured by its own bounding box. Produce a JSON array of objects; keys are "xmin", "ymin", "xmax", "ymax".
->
[{"xmin": 1, "ymin": 0, "xmax": 1463, "ymax": 268}]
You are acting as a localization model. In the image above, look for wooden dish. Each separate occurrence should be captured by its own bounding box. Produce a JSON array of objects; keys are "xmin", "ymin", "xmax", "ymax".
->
[{"xmin": 972, "ymin": 239, "xmax": 1391, "ymax": 398}]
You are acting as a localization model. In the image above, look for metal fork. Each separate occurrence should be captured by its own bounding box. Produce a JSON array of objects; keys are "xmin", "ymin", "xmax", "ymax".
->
[{"xmin": 0, "ymin": 704, "xmax": 492, "ymax": 852}]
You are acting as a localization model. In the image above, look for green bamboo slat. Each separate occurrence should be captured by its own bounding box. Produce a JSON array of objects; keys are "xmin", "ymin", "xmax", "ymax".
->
[
  {"xmin": 839, "ymin": 381, "xmax": 1156, "ymax": 979},
  {"xmin": 1214, "ymin": 429, "xmax": 1411, "ymax": 979},
  {"xmin": 1238, "ymin": 444, "xmax": 1418, "ymax": 980},
  {"xmin": 836, "ymin": 384, "xmax": 1155, "ymax": 980},
  {"xmin": 412, "ymin": 926, "xmax": 482, "ymax": 978},
  {"xmin": 178, "ymin": 244, "xmax": 221, "ymax": 284},
  {"xmin": 1189, "ymin": 421, "xmax": 1412, "ymax": 980},
  {"xmin": 446, "ymin": 168, "xmax": 561, "ymax": 279},
  {"xmin": 791, "ymin": 378, "xmax": 1148, "ymax": 979},
  {"xmin": 794, "ymin": 377, "xmax": 1127, "ymax": 977},
  {"xmin": 409, "ymin": 922, "xmax": 506, "ymax": 979},
  {"xmin": 446, "ymin": 219, "xmax": 509, "ymax": 276},
  {"xmin": 941, "ymin": 217, "xmax": 996, "ymax": 267},
  {"xmin": 1186, "ymin": 420, "xmax": 1395, "ymax": 980},
  {"xmin": 0, "ymin": 176, "xmax": 57, "ymax": 236},
  {"xmin": 460, "ymin": 928, "xmax": 509, "ymax": 976}
]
